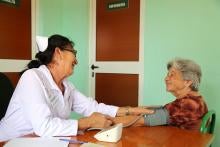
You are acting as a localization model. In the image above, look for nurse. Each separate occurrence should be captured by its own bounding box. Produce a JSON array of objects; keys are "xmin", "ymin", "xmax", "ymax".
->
[{"xmin": 0, "ymin": 34, "xmax": 153, "ymax": 141}]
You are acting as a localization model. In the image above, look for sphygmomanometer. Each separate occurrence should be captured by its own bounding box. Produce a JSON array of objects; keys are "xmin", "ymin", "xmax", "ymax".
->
[{"xmin": 143, "ymin": 106, "xmax": 169, "ymax": 126}]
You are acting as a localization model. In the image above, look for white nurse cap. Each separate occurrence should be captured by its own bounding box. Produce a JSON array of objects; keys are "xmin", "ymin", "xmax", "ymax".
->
[{"xmin": 36, "ymin": 36, "xmax": 48, "ymax": 52}]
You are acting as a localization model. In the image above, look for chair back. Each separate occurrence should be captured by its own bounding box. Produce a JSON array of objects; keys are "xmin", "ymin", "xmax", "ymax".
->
[
  {"xmin": 200, "ymin": 110, "xmax": 216, "ymax": 134},
  {"xmin": 0, "ymin": 72, "xmax": 14, "ymax": 120}
]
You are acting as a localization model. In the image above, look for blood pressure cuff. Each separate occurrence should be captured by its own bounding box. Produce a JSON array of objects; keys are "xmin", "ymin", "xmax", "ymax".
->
[{"xmin": 143, "ymin": 106, "xmax": 169, "ymax": 126}]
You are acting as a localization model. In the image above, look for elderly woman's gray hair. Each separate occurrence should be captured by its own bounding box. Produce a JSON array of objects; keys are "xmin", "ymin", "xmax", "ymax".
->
[{"xmin": 167, "ymin": 58, "xmax": 202, "ymax": 91}]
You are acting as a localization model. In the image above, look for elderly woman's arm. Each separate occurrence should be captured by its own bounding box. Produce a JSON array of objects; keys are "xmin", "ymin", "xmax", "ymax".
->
[
  {"xmin": 116, "ymin": 107, "xmax": 154, "ymax": 117},
  {"xmin": 113, "ymin": 115, "xmax": 145, "ymax": 127},
  {"xmin": 114, "ymin": 107, "xmax": 169, "ymax": 127}
]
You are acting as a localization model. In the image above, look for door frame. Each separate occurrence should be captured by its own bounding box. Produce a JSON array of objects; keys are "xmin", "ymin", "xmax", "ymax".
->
[
  {"xmin": 0, "ymin": 0, "xmax": 36, "ymax": 72},
  {"xmin": 88, "ymin": 0, "xmax": 145, "ymax": 105}
]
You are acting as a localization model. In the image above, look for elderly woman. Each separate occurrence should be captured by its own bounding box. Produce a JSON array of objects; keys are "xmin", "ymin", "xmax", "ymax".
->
[
  {"xmin": 0, "ymin": 34, "xmax": 153, "ymax": 142},
  {"xmin": 114, "ymin": 58, "xmax": 208, "ymax": 130}
]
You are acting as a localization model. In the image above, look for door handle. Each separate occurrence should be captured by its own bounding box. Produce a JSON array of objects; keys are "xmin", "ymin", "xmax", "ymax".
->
[{"xmin": 91, "ymin": 64, "xmax": 99, "ymax": 70}]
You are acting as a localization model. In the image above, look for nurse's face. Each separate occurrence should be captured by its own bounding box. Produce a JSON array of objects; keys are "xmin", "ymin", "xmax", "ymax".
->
[{"xmin": 61, "ymin": 47, "xmax": 78, "ymax": 77}]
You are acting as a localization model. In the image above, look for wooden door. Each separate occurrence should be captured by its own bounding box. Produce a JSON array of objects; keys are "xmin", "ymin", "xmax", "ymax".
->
[
  {"xmin": 89, "ymin": 0, "xmax": 144, "ymax": 107},
  {"xmin": 0, "ymin": 0, "xmax": 36, "ymax": 86},
  {"xmin": 0, "ymin": 0, "xmax": 31, "ymax": 60}
]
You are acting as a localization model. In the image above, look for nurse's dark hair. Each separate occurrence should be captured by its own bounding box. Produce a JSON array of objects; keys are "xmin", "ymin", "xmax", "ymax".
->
[
  {"xmin": 20, "ymin": 34, "xmax": 74, "ymax": 75},
  {"xmin": 167, "ymin": 58, "xmax": 202, "ymax": 91}
]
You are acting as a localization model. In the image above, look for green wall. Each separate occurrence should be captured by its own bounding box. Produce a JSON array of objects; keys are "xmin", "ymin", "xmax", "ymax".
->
[
  {"xmin": 37, "ymin": 0, "xmax": 220, "ymax": 146},
  {"xmin": 37, "ymin": 0, "xmax": 89, "ymax": 95},
  {"xmin": 144, "ymin": 0, "xmax": 220, "ymax": 146}
]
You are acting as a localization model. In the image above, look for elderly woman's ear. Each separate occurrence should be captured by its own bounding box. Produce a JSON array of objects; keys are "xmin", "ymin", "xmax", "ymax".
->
[{"xmin": 185, "ymin": 80, "xmax": 193, "ymax": 88}]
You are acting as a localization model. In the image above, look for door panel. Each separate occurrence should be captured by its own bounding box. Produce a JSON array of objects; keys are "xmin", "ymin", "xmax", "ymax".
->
[
  {"xmin": 0, "ymin": 0, "xmax": 31, "ymax": 59},
  {"xmin": 96, "ymin": 73, "xmax": 138, "ymax": 106},
  {"xmin": 96, "ymin": 0, "xmax": 140, "ymax": 61}
]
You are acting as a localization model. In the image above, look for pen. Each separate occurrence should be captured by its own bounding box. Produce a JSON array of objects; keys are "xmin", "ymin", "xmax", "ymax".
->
[{"xmin": 59, "ymin": 138, "xmax": 87, "ymax": 144}]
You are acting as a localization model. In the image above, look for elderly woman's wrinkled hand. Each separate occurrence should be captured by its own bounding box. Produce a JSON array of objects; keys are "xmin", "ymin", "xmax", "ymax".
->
[{"xmin": 129, "ymin": 107, "xmax": 154, "ymax": 115}]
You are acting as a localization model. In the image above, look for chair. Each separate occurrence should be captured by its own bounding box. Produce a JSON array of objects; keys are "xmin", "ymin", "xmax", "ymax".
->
[
  {"xmin": 200, "ymin": 110, "xmax": 216, "ymax": 147},
  {"xmin": 0, "ymin": 72, "xmax": 14, "ymax": 120},
  {"xmin": 200, "ymin": 110, "xmax": 216, "ymax": 134}
]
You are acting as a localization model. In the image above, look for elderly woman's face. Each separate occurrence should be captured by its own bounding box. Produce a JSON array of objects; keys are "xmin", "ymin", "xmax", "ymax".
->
[{"xmin": 164, "ymin": 67, "xmax": 188, "ymax": 93}]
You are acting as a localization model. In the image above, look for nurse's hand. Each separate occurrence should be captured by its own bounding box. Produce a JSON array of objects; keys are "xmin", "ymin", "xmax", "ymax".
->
[{"xmin": 78, "ymin": 112, "xmax": 113, "ymax": 130}]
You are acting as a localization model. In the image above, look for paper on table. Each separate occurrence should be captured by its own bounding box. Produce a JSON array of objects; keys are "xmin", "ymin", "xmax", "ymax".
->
[
  {"xmin": 4, "ymin": 137, "xmax": 70, "ymax": 147},
  {"xmin": 80, "ymin": 142, "xmax": 104, "ymax": 147}
]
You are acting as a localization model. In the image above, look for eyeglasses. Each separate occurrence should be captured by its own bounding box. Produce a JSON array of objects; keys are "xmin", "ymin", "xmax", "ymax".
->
[{"xmin": 63, "ymin": 48, "xmax": 77, "ymax": 56}]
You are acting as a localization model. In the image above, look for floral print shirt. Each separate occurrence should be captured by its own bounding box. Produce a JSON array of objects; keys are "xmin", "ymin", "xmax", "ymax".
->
[{"xmin": 165, "ymin": 95, "xmax": 208, "ymax": 130}]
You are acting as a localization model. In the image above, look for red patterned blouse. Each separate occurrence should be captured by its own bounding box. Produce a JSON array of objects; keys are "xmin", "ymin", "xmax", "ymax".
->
[{"xmin": 165, "ymin": 95, "xmax": 208, "ymax": 130}]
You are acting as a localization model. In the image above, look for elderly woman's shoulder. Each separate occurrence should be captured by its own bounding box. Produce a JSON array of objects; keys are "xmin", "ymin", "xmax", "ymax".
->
[{"xmin": 181, "ymin": 95, "xmax": 207, "ymax": 109}]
